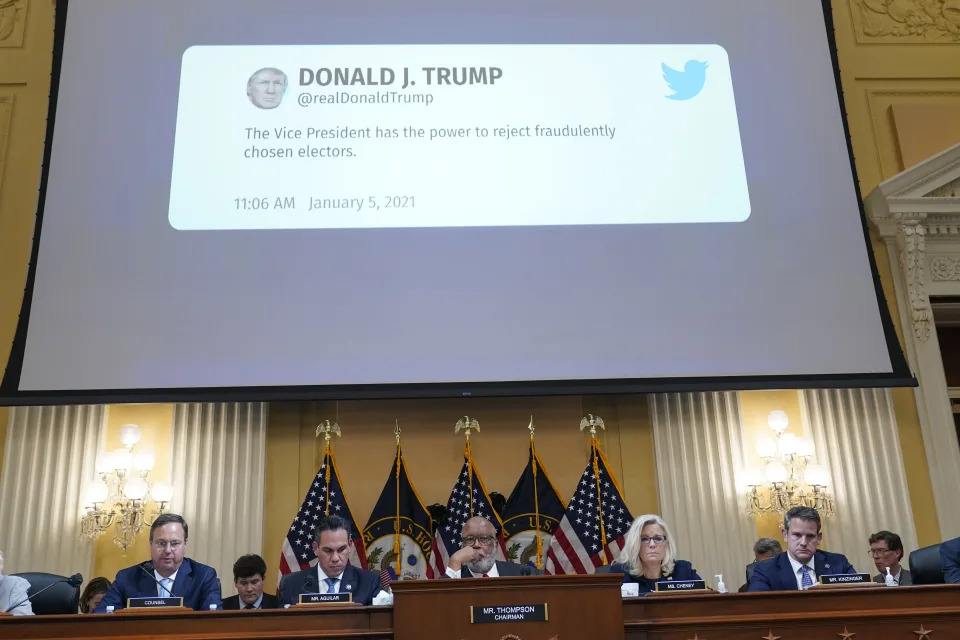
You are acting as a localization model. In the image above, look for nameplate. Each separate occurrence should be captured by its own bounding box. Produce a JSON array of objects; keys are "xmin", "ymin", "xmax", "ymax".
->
[
  {"xmin": 819, "ymin": 573, "xmax": 871, "ymax": 586},
  {"xmin": 299, "ymin": 592, "xmax": 352, "ymax": 604},
  {"xmin": 654, "ymin": 579, "xmax": 707, "ymax": 592},
  {"xmin": 471, "ymin": 604, "xmax": 548, "ymax": 623},
  {"xmin": 127, "ymin": 596, "xmax": 184, "ymax": 608}
]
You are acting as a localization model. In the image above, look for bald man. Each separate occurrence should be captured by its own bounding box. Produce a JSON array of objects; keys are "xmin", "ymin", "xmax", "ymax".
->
[{"xmin": 444, "ymin": 517, "xmax": 542, "ymax": 578}]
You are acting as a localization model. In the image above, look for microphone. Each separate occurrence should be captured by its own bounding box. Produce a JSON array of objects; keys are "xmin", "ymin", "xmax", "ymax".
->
[
  {"xmin": 140, "ymin": 562, "xmax": 175, "ymax": 597},
  {"xmin": 3, "ymin": 573, "xmax": 83, "ymax": 614}
]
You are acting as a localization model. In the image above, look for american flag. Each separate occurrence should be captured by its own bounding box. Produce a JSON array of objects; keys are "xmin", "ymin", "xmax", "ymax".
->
[
  {"xmin": 427, "ymin": 450, "xmax": 506, "ymax": 578},
  {"xmin": 544, "ymin": 441, "xmax": 633, "ymax": 574},
  {"xmin": 279, "ymin": 450, "xmax": 368, "ymax": 578}
]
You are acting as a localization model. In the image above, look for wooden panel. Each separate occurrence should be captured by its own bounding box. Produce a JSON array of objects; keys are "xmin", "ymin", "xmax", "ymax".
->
[
  {"xmin": 624, "ymin": 585, "xmax": 960, "ymax": 639},
  {"xmin": 3, "ymin": 583, "xmax": 960, "ymax": 640},
  {"xmin": 393, "ymin": 574, "xmax": 623, "ymax": 640}
]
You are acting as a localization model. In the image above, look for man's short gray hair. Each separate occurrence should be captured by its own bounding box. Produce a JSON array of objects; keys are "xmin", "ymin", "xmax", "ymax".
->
[
  {"xmin": 753, "ymin": 537, "xmax": 783, "ymax": 555},
  {"xmin": 0, "ymin": 549, "xmax": 5, "ymax": 575}
]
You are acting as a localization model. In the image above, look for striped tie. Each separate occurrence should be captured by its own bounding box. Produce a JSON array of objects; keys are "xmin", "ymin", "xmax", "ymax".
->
[{"xmin": 800, "ymin": 565, "xmax": 813, "ymax": 590}]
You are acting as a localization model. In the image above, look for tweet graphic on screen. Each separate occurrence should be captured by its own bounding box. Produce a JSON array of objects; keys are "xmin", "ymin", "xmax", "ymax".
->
[{"xmin": 168, "ymin": 44, "xmax": 749, "ymax": 230}]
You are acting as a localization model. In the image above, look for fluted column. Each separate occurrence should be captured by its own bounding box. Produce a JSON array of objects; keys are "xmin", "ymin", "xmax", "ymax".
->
[
  {"xmin": 170, "ymin": 403, "xmax": 267, "ymax": 594},
  {"xmin": 651, "ymin": 393, "xmax": 755, "ymax": 589}
]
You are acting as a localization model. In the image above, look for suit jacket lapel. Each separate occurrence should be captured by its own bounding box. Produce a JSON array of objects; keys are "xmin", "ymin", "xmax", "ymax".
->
[
  {"xmin": 139, "ymin": 565, "xmax": 160, "ymax": 597},
  {"xmin": 778, "ymin": 554, "xmax": 797, "ymax": 590},
  {"xmin": 172, "ymin": 559, "xmax": 192, "ymax": 597},
  {"xmin": 303, "ymin": 568, "xmax": 318, "ymax": 594},
  {"xmin": 814, "ymin": 552, "xmax": 829, "ymax": 578}
]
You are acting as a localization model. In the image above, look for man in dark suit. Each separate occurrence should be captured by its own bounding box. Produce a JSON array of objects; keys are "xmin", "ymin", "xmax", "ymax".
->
[
  {"xmin": 748, "ymin": 506, "xmax": 855, "ymax": 591},
  {"xmin": 869, "ymin": 530, "xmax": 912, "ymax": 585},
  {"xmin": 222, "ymin": 554, "xmax": 279, "ymax": 610},
  {"xmin": 95, "ymin": 513, "xmax": 222, "ymax": 611},
  {"xmin": 444, "ymin": 517, "xmax": 542, "ymax": 578},
  {"xmin": 278, "ymin": 515, "xmax": 385, "ymax": 606},
  {"xmin": 738, "ymin": 537, "xmax": 783, "ymax": 592},
  {"xmin": 941, "ymin": 536, "xmax": 960, "ymax": 584}
]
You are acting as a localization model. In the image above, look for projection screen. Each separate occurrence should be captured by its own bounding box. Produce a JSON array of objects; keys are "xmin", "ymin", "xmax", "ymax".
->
[{"xmin": 0, "ymin": 0, "xmax": 913, "ymax": 403}]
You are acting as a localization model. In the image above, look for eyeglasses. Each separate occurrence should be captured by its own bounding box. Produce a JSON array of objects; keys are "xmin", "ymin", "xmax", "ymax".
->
[
  {"xmin": 868, "ymin": 548, "xmax": 893, "ymax": 556},
  {"xmin": 462, "ymin": 535, "xmax": 496, "ymax": 547},
  {"xmin": 641, "ymin": 535, "xmax": 667, "ymax": 546},
  {"xmin": 152, "ymin": 540, "xmax": 184, "ymax": 550}
]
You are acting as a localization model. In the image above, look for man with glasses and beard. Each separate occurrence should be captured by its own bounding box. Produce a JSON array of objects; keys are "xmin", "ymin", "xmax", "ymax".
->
[
  {"xmin": 444, "ymin": 517, "xmax": 541, "ymax": 578},
  {"xmin": 95, "ymin": 513, "xmax": 222, "ymax": 611}
]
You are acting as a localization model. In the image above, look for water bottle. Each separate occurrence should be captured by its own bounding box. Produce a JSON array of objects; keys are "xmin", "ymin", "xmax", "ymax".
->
[{"xmin": 715, "ymin": 574, "xmax": 728, "ymax": 593}]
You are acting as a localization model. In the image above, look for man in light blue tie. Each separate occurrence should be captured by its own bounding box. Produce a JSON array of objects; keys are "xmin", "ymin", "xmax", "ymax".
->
[
  {"xmin": 748, "ymin": 506, "xmax": 856, "ymax": 591},
  {"xmin": 278, "ymin": 515, "xmax": 384, "ymax": 606},
  {"xmin": 95, "ymin": 514, "xmax": 222, "ymax": 611}
]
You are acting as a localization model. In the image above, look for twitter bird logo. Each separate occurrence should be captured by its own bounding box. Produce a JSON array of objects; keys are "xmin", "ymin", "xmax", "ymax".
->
[{"xmin": 662, "ymin": 60, "xmax": 708, "ymax": 100}]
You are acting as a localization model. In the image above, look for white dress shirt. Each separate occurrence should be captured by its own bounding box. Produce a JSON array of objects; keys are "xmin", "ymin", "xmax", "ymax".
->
[
  {"xmin": 445, "ymin": 562, "xmax": 500, "ymax": 579},
  {"xmin": 786, "ymin": 554, "xmax": 816, "ymax": 590},
  {"xmin": 155, "ymin": 569, "xmax": 179, "ymax": 597}
]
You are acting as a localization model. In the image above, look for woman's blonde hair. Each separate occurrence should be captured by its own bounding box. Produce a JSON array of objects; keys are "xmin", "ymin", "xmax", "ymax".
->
[{"xmin": 617, "ymin": 514, "xmax": 677, "ymax": 577}]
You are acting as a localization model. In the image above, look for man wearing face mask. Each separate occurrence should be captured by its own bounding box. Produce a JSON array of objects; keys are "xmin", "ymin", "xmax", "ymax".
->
[
  {"xmin": 444, "ymin": 517, "xmax": 541, "ymax": 578},
  {"xmin": 95, "ymin": 513, "xmax": 222, "ymax": 611}
]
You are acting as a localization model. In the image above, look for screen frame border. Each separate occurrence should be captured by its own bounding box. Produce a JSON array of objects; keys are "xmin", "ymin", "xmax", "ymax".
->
[{"xmin": 0, "ymin": 0, "xmax": 916, "ymax": 406}]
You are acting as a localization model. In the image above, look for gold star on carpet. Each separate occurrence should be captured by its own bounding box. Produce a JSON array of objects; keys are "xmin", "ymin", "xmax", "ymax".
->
[
  {"xmin": 762, "ymin": 631, "xmax": 781, "ymax": 640},
  {"xmin": 837, "ymin": 627, "xmax": 855, "ymax": 640},
  {"xmin": 914, "ymin": 625, "xmax": 933, "ymax": 639}
]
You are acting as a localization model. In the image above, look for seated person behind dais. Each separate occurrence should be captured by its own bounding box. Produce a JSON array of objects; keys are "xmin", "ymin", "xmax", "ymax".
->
[
  {"xmin": 747, "ymin": 506, "xmax": 855, "ymax": 591},
  {"xmin": 609, "ymin": 514, "xmax": 701, "ymax": 592},
  {"xmin": 278, "ymin": 515, "xmax": 386, "ymax": 606},
  {"xmin": 0, "ymin": 549, "xmax": 33, "ymax": 616},
  {"xmin": 95, "ymin": 513, "xmax": 222, "ymax": 612},
  {"xmin": 222, "ymin": 554, "xmax": 279, "ymax": 610},
  {"xmin": 444, "ymin": 516, "xmax": 541, "ymax": 578}
]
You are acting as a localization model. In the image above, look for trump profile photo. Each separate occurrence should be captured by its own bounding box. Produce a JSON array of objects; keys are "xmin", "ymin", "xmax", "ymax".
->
[{"xmin": 247, "ymin": 67, "xmax": 287, "ymax": 109}]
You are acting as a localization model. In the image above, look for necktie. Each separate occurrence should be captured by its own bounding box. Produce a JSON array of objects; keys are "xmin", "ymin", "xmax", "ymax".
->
[
  {"xmin": 159, "ymin": 577, "xmax": 173, "ymax": 597},
  {"xmin": 324, "ymin": 577, "xmax": 338, "ymax": 594},
  {"xmin": 800, "ymin": 565, "xmax": 813, "ymax": 590},
  {"xmin": 482, "ymin": 573, "xmax": 489, "ymax": 578}
]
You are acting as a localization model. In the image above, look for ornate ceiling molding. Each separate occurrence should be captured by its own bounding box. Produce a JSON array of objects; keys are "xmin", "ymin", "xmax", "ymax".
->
[
  {"xmin": 852, "ymin": 0, "xmax": 960, "ymax": 43},
  {"xmin": 0, "ymin": 0, "xmax": 26, "ymax": 48}
]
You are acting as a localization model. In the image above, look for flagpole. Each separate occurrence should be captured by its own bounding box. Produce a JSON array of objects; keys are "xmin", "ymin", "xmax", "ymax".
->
[
  {"xmin": 529, "ymin": 416, "xmax": 543, "ymax": 569},
  {"xmin": 455, "ymin": 416, "xmax": 479, "ymax": 517},
  {"xmin": 580, "ymin": 414, "xmax": 608, "ymax": 565},
  {"xmin": 394, "ymin": 420, "xmax": 402, "ymax": 559},
  {"xmin": 316, "ymin": 420, "xmax": 341, "ymax": 516}
]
